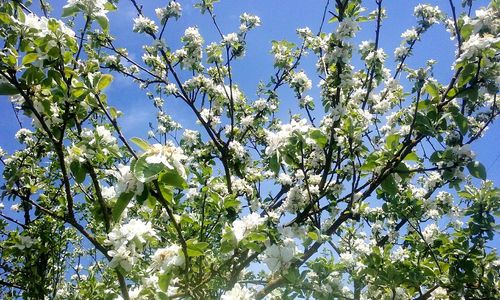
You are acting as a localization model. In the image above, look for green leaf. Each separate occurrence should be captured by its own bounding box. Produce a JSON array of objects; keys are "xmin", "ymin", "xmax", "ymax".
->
[
  {"xmin": 467, "ymin": 161, "xmax": 487, "ymax": 180},
  {"xmin": 158, "ymin": 273, "xmax": 171, "ymax": 292},
  {"xmin": 62, "ymin": 5, "xmax": 79, "ymax": 17},
  {"xmin": 328, "ymin": 16, "xmax": 338, "ymax": 23},
  {"xmin": 0, "ymin": 82, "xmax": 19, "ymax": 95},
  {"xmin": 269, "ymin": 153, "xmax": 280, "ymax": 175},
  {"xmin": 156, "ymin": 292, "xmax": 170, "ymax": 300},
  {"xmin": 246, "ymin": 232, "xmax": 267, "ymax": 242},
  {"xmin": 70, "ymin": 161, "xmax": 86, "ymax": 184},
  {"xmin": 0, "ymin": 12, "xmax": 11, "ymax": 24},
  {"xmin": 307, "ymin": 231, "xmax": 319, "ymax": 240},
  {"xmin": 112, "ymin": 192, "xmax": 134, "ymax": 222},
  {"xmin": 186, "ymin": 240, "xmax": 208, "ymax": 257},
  {"xmin": 446, "ymin": 87, "xmax": 458, "ymax": 99},
  {"xmin": 283, "ymin": 268, "xmax": 300, "ymax": 284},
  {"xmin": 361, "ymin": 153, "xmax": 379, "ymax": 171},
  {"xmin": 403, "ymin": 152, "xmax": 419, "ymax": 162},
  {"xmin": 425, "ymin": 81, "xmax": 439, "ymax": 98},
  {"xmin": 158, "ymin": 169, "xmax": 187, "ymax": 189},
  {"xmin": 458, "ymin": 63, "xmax": 475, "ymax": 88},
  {"xmin": 96, "ymin": 15, "xmax": 109, "ymax": 32},
  {"xmin": 450, "ymin": 108, "xmax": 469, "ymax": 135},
  {"xmin": 130, "ymin": 137, "xmax": 150, "ymax": 151},
  {"xmin": 310, "ymin": 129, "xmax": 327, "ymax": 147},
  {"xmin": 104, "ymin": 2, "xmax": 117, "ymax": 11},
  {"xmin": 22, "ymin": 53, "xmax": 38, "ymax": 65},
  {"xmin": 386, "ymin": 134, "xmax": 400, "ymax": 150},
  {"xmin": 430, "ymin": 151, "xmax": 442, "ymax": 163},
  {"xmin": 223, "ymin": 197, "xmax": 240, "ymax": 209},
  {"xmin": 381, "ymin": 175, "xmax": 398, "ymax": 194},
  {"xmin": 97, "ymin": 74, "xmax": 113, "ymax": 91},
  {"xmin": 158, "ymin": 184, "xmax": 173, "ymax": 204},
  {"xmin": 132, "ymin": 156, "xmax": 164, "ymax": 182},
  {"xmin": 109, "ymin": 107, "xmax": 119, "ymax": 119}
]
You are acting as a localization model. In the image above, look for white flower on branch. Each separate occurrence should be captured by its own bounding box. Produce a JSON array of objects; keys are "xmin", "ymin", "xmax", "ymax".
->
[
  {"xmin": 221, "ymin": 283, "xmax": 254, "ymax": 300},
  {"xmin": 133, "ymin": 16, "xmax": 158, "ymax": 34},
  {"xmin": 151, "ymin": 244, "xmax": 185, "ymax": 270},
  {"xmin": 155, "ymin": 1, "xmax": 182, "ymax": 23}
]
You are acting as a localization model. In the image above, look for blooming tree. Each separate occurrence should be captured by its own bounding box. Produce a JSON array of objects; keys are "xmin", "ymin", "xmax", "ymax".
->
[{"xmin": 0, "ymin": 0, "xmax": 499, "ymax": 299}]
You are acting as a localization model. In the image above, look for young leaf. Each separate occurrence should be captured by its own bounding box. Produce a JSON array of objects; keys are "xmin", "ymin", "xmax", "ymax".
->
[
  {"xmin": 467, "ymin": 161, "xmax": 487, "ymax": 180},
  {"xmin": 158, "ymin": 273, "xmax": 171, "ymax": 292},
  {"xmin": 62, "ymin": 5, "xmax": 79, "ymax": 17},
  {"xmin": 0, "ymin": 12, "xmax": 11, "ymax": 24},
  {"xmin": 112, "ymin": 192, "xmax": 134, "ymax": 222},
  {"xmin": 96, "ymin": 15, "xmax": 109, "ymax": 32},
  {"xmin": 22, "ymin": 53, "xmax": 38, "ymax": 65},
  {"xmin": 130, "ymin": 137, "xmax": 150, "ymax": 151},
  {"xmin": 450, "ymin": 109, "xmax": 469, "ymax": 135},
  {"xmin": 97, "ymin": 74, "xmax": 113, "ymax": 91},
  {"xmin": 403, "ymin": 152, "xmax": 420, "ymax": 162},
  {"xmin": 310, "ymin": 129, "xmax": 327, "ymax": 147},
  {"xmin": 381, "ymin": 175, "xmax": 398, "ymax": 194},
  {"xmin": 158, "ymin": 184, "xmax": 174, "ymax": 204},
  {"xmin": 158, "ymin": 169, "xmax": 187, "ymax": 189},
  {"xmin": 132, "ymin": 156, "xmax": 164, "ymax": 182},
  {"xmin": 70, "ymin": 161, "xmax": 86, "ymax": 184},
  {"xmin": 269, "ymin": 153, "xmax": 280, "ymax": 175},
  {"xmin": 186, "ymin": 240, "xmax": 209, "ymax": 257}
]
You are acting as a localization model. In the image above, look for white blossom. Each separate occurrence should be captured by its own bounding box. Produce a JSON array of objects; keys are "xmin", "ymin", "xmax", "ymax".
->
[
  {"xmin": 401, "ymin": 28, "xmax": 419, "ymax": 42},
  {"xmin": 143, "ymin": 143, "xmax": 187, "ymax": 180},
  {"xmin": 414, "ymin": 4, "xmax": 443, "ymax": 27},
  {"xmin": 221, "ymin": 283, "xmax": 254, "ymax": 300},
  {"xmin": 151, "ymin": 245, "xmax": 185, "ymax": 270},
  {"xmin": 155, "ymin": 1, "xmax": 182, "ymax": 23},
  {"xmin": 223, "ymin": 33, "xmax": 240, "ymax": 47},
  {"xmin": 262, "ymin": 235, "xmax": 298, "ymax": 272},
  {"xmin": 229, "ymin": 141, "xmax": 246, "ymax": 160},
  {"xmin": 14, "ymin": 236, "xmax": 35, "ymax": 250},
  {"xmin": 182, "ymin": 27, "xmax": 204, "ymax": 48},
  {"xmin": 337, "ymin": 17, "xmax": 360, "ymax": 38},
  {"xmin": 133, "ymin": 16, "xmax": 158, "ymax": 34},
  {"xmin": 232, "ymin": 213, "xmax": 266, "ymax": 243},
  {"xmin": 290, "ymin": 71, "xmax": 312, "ymax": 93},
  {"xmin": 113, "ymin": 165, "xmax": 144, "ymax": 196},
  {"xmin": 240, "ymin": 13, "xmax": 261, "ymax": 32},
  {"xmin": 422, "ymin": 223, "xmax": 440, "ymax": 243},
  {"xmin": 64, "ymin": 0, "xmax": 109, "ymax": 18}
]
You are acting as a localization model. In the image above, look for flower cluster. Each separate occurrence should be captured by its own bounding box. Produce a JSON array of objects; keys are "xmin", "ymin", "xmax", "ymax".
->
[
  {"xmin": 66, "ymin": 126, "xmax": 119, "ymax": 164},
  {"xmin": 336, "ymin": 17, "xmax": 360, "ymax": 38},
  {"xmin": 180, "ymin": 27, "xmax": 204, "ymax": 69},
  {"xmin": 151, "ymin": 244, "xmax": 185, "ymax": 271},
  {"xmin": 14, "ymin": 13, "xmax": 75, "ymax": 40},
  {"xmin": 221, "ymin": 284, "xmax": 254, "ymax": 300},
  {"xmin": 112, "ymin": 165, "xmax": 144, "ymax": 196},
  {"xmin": 64, "ymin": 0, "xmax": 109, "ymax": 18},
  {"xmin": 142, "ymin": 142, "xmax": 187, "ymax": 180},
  {"xmin": 413, "ymin": 4, "xmax": 443, "ymax": 28},
  {"xmin": 155, "ymin": 1, "xmax": 182, "ymax": 23},
  {"xmin": 133, "ymin": 15, "xmax": 158, "ymax": 34},
  {"xmin": 262, "ymin": 229, "xmax": 299, "ymax": 272},
  {"xmin": 289, "ymin": 71, "xmax": 312, "ymax": 94},
  {"xmin": 231, "ymin": 213, "xmax": 266, "ymax": 243},
  {"xmin": 105, "ymin": 219, "xmax": 157, "ymax": 272},
  {"xmin": 240, "ymin": 13, "xmax": 261, "ymax": 32},
  {"xmin": 223, "ymin": 32, "xmax": 240, "ymax": 48}
]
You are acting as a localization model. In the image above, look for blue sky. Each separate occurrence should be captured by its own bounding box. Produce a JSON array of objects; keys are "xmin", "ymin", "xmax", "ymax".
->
[{"xmin": 1, "ymin": 0, "xmax": 497, "ymax": 182}]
